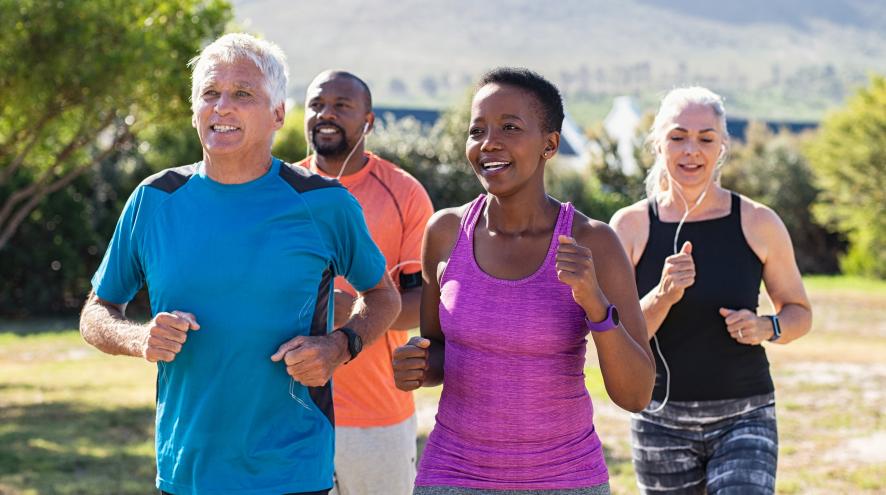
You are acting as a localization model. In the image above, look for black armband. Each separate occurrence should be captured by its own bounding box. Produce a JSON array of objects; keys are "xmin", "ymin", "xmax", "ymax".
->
[{"xmin": 399, "ymin": 271, "xmax": 423, "ymax": 290}]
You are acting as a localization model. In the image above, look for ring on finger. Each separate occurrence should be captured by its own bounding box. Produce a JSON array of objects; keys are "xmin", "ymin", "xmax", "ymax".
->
[{"xmin": 738, "ymin": 329, "xmax": 744, "ymax": 339}]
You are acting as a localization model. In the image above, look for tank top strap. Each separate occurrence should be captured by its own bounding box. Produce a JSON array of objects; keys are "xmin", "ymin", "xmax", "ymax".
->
[
  {"xmin": 554, "ymin": 201, "xmax": 574, "ymax": 237},
  {"xmin": 647, "ymin": 197, "xmax": 661, "ymax": 224},
  {"xmin": 461, "ymin": 194, "xmax": 487, "ymax": 241},
  {"xmin": 728, "ymin": 191, "xmax": 742, "ymax": 227}
]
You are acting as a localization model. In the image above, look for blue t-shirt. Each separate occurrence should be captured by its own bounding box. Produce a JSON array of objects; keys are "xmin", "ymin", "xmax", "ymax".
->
[{"xmin": 92, "ymin": 158, "xmax": 386, "ymax": 495}]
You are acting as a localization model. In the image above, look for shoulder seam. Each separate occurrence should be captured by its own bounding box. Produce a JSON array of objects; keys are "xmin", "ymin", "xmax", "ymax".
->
[
  {"xmin": 140, "ymin": 163, "xmax": 199, "ymax": 194},
  {"xmin": 278, "ymin": 161, "xmax": 343, "ymax": 194}
]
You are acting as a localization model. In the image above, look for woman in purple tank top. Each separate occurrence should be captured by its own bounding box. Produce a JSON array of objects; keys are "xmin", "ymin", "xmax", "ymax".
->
[{"xmin": 393, "ymin": 68, "xmax": 656, "ymax": 495}]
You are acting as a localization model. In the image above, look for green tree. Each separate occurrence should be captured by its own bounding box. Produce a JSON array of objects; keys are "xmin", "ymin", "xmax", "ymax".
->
[
  {"xmin": 721, "ymin": 122, "xmax": 843, "ymax": 274},
  {"xmin": 544, "ymin": 166, "xmax": 628, "ymax": 223},
  {"xmin": 806, "ymin": 75, "xmax": 886, "ymax": 278},
  {"xmin": 583, "ymin": 118, "xmax": 654, "ymax": 209},
  {"xmin": 0, "ymin": 0, "xmax": 231, "ymax": 315},
  {"xmin": 370, "ymin": 98, "xmax": 483, "ymax": 209},
  {"xmin": 271, "ymin": 107, "xmax": 308, "ymax": 163},
  {"xmin": 549, "ymin": 115, "xmax": 655, "ymax": 222},
  {"xmin": 0, "ymin": 0, "xmax": 232, "ymax": 250}
]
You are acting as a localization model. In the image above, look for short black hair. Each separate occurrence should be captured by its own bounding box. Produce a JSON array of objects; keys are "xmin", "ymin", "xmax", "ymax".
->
[
  {"xmin": 477, "ymin": 67, "xmax": 564, "ymax": 133},
  {"xmin": 325, "ymin": 70, "xmax": 372, "ymax": 110}
]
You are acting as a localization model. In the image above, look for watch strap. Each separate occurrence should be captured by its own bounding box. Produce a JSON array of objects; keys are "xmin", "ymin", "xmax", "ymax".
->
[
  {"xmin": 585, "ymin": 304, "xmax": 618, "ymax": 333},
  {"xmin": 767, "ymin": 315, "xmax": 782, "ymax": 342},
  {"xmin": 337, "ymin": 327, "xmax": 361, "ymax": 361}
]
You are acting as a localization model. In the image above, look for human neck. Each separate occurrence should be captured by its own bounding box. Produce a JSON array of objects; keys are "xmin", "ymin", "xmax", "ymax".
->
[
  {"xmin": 203, "ymin": 150, "xmax": 273, "ymax": 184},
  {"xmin": 660, "ymin": 183, "xmax": 728, "ymax": 219},
  {"xmin": 484, "ymin": 190, "xmax": 559, "ymax": 236},
  {"xmin": 313, "ymin": 146, "xmax": 368, "ymax": 178}
]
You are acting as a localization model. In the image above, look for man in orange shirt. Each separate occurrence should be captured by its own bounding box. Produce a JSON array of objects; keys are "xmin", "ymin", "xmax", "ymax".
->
[{"xmin": 299, "ymin": 70, "xmax": 434, "ymax": 495}]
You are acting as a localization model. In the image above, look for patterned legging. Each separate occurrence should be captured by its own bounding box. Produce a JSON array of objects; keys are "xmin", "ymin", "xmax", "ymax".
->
[{"xmin": 631, "ymin": 393, "xmax": 778, "ymax": 494}]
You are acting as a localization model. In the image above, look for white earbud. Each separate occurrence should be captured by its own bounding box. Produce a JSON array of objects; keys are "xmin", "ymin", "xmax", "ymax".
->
[{"xmin": 335, "ymin": 121, "xmax": 371, "ymax": 181}]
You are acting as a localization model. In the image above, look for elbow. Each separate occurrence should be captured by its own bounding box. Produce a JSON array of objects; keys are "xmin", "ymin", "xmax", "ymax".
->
[
  {"xmin": 802, "ymin": 305, "xmax": 813, "ymax": 335},
  {"xmin": 619, "ymin": 380, "xmax": 655, "ymax": 413},
  {"xmin": 78, "ymin": 293, "xmax": 102, "ymax": 347},
  {"xmin": 79, "ymin": 309, "xmax": 102, "ymax": 349},
  {"xmin": 615, "ymin": 391, "xmax": 653, "ymax": 413},
  {"xmin": 615, "ymin": 363, "xmax": 656, "ymax": 413},
  {"xmin": 79, "ymin": 301, "xmax": 94, "ymax": 344},
  {"xmin": 628, "ymin": 380, "xmax": 656, "ymax": 413}
]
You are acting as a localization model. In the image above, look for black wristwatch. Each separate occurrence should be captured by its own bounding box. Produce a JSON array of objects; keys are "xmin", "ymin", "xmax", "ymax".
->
[
  {"xmin": 767, "ymin": 315, "xmax": 782, "ymax": 342},
  {"xmin": 336, "ymin": 327, "xmax": 363, "ymax": 362}
]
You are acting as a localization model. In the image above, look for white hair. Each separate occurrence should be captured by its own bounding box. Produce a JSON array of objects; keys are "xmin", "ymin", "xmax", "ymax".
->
[
  {"xmin": 644, "ymin": 86, "xmax": 729, "ymax": 198},
  {"xmin": 188, "ymin": 33, "xmax": 289, "ymax": 114}
]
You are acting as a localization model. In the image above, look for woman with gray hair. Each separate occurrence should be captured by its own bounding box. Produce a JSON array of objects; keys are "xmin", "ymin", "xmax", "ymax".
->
[{"xmin": 611, "ymin": 87, "xmax": 812, "ymax": 494}]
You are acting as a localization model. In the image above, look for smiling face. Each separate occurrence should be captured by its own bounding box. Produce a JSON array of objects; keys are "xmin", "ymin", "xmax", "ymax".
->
[
  {"xmin": 658, "ymin": 103, "xmax": 726, "ymax": 191},
  {"xmin": 192, "ymin": 58, "xmax": 284, "ymax": 162},
  {"xmin": 304, "ymin": 74, "xmax": 372, "ymax": 159},
  {"xmin": 466, "ymin": 83, "xmax": 557, "ymax": 197}
]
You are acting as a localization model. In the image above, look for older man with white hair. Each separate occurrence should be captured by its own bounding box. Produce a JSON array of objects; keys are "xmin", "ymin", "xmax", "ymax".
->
[{"xmin": 79, "ymin": 33, "xmax": 400, "ymax": 495}]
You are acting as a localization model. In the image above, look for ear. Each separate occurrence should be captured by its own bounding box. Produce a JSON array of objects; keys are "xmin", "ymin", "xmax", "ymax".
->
[
  {"xmin": 542, "ymin": 131, "xmax": 560, "ymax": 159},
  {"xmin": 364, "ymin": 112, "xmax": 376, "ymax": 134},
  {"xmin": 272, "ymin": 102, "xmax": 285, "ymax": 130}
]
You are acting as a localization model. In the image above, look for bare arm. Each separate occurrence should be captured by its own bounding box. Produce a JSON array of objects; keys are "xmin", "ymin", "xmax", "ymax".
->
[
  {"xmin": 393, "ymin": 208, "xmax": 461, "ymax": 390},
  {"xmin": 638, "ymin": 242, "xmax": 695, "ymax": 338},
  {"xmin": 333, "ymin": 283, "xmax": 419, "ymax": 331},
  {"xmin": 639, "ymin": 290, "xmax": 675, "ymax": 337},
  {"xmin": 390, "ymin": 179, "xmax": 435, "ymax": 332},
  {"xmin": 560, "ymin": 218, "xmax": 655, "ymax": 412},
  {"xmin": 611, "ymin": 204, "xmax": 693, "ymax": 338},
  {"xmin": 391, "ymin": 285, "xmax": 421, "ymax": 330},
  {"xmin": 80, "ymin": 290, "xmax": 200, "ymax": 362},
  {"xmin": 345, "ymin": 273, "xmax": 402, "ymax": 347},
  {"xmin": 272, "ymin": 272, "xmax": 401, "ymax": 386},
  {"xmin": 756, "ymin": 206, "xmax": 813, "ymax": 343},
  {"xmin": 80, "ymin": 291, "xmax": 146, "ymax": 357},
  {"xmin": 721, "ymin": 202, "xmax": 812, "ymax": 345}
]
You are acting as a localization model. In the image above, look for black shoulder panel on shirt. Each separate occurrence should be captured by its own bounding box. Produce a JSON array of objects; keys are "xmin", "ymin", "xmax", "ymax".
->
[
  {"xmin": 140, "ymin": 164, "xmax": 199, "ymax": 193},
  {"xmin": 278, "ymin": 161, "xmax": 343, "ymax": 193}
]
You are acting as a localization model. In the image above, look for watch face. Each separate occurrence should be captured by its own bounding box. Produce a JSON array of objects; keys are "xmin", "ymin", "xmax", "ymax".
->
[
  {"xmin": 352, "ymin": 333, "xmax": 363, "ymax": 354},
  {"xmin": 611, "ymin": 306, "xmax": 620, "ymax": 326}
]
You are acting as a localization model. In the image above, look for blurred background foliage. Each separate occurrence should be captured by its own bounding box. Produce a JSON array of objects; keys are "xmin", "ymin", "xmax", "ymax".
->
[
  {"xmin": 805, "ymin": 75, "xmax": 886, "ymax": 278},
  {"xmin": 0, "ymin": 0, "xmax": 232, "ymax": 315},
  {"xmin": 1, "ymin": 1, "xmax": 883, "ymax": 318}
]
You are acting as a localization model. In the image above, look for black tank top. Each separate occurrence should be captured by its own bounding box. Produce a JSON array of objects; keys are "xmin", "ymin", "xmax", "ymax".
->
[{"xmin": 636, "ymin": 192, "xmax": 774, "ymax": 401}]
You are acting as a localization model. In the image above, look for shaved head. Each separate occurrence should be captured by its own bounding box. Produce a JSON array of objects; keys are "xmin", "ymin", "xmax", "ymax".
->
[{"xmin": 308, "ymin": 70, "xmax": 372, "ymax": 111}]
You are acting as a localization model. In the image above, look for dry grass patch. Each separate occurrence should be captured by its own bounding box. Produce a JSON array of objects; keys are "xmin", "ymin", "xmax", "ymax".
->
[{"xmin": 1, "ymin": 277, "xmax": 884, "ymax": 494}]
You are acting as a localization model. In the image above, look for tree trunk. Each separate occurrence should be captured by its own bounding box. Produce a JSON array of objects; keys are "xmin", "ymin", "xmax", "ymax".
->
[{"xmin": 0, "ymin": 121, "xmax": 127, "ymax": 251}]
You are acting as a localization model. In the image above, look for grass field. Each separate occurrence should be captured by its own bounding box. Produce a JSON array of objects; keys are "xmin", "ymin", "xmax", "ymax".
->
[{"xmin": 1, "ymin": 276, "xmax": 884, "ymax": 494}]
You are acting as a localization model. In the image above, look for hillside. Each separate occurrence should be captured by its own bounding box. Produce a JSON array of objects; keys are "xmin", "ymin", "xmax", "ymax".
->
[{"xmin": 232, "ymin": 0, "xmax": 886, "ymax": 122}]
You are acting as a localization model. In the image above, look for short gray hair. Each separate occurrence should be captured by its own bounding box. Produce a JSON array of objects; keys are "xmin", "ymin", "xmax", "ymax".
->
[
  {"xmin": 644, "ymin": 86, "xmax": 729, "ymax": 198},
  {"xmin": 188, "ymin": 33, "xmax": 289, "ymax": 114}
]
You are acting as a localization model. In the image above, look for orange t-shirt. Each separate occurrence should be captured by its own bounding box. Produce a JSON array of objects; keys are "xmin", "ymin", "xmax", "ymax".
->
[{"xmin": 297, "ymin": 152, "xmax": 434, "ymax": 427}]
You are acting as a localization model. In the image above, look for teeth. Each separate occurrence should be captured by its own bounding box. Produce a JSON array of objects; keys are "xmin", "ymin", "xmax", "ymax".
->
[
  {"xmin": 212, "ymin": 124, "xmax": 238, "ymax": 132},
  {"xmin": 483, "ymin": 161, "xmax": 509, "ymax": 170},
  {"xmin": 317, "ymin": 128, "xmax": 339, "ymax": 135}
]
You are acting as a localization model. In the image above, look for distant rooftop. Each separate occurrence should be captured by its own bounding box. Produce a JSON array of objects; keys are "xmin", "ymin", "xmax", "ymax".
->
[{"xmin": 726, "ymin": 118, "xmax": 818, "ymax": 140}]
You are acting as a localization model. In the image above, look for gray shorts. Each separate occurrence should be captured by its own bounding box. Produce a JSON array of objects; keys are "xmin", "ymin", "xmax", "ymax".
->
[
  {"xmin": 413, "ymin": 483, "xmax": 610, "ymax": 495},
  {"xmin": 331, "ymin": 414, "xmax": 417, "ymax": 495},
  {"xmin": 631, "ymin": 393, "xmax": 778, "ymax": 494}
]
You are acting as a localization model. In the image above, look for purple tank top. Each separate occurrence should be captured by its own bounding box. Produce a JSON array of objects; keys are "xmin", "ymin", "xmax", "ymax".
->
[{"xmin": 415, "ymin": 195, "xmax": 609, "ymax": 490}]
